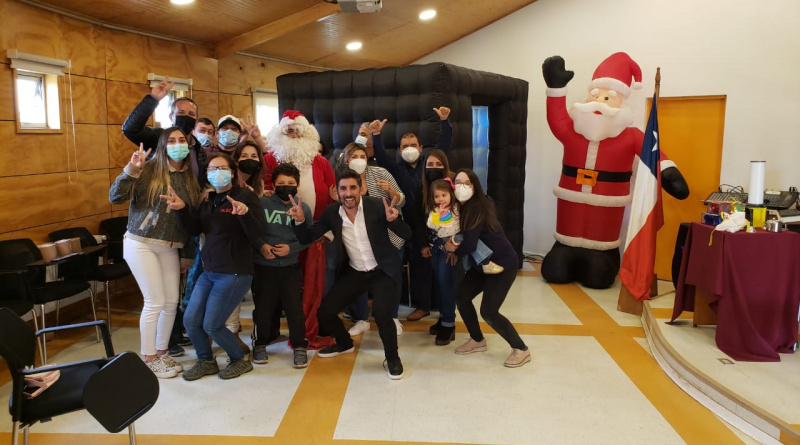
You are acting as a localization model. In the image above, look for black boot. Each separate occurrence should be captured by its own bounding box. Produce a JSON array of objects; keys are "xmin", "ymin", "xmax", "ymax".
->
[
  {"xmin": 428, "ymin": 319, "xmax": 442, "ymax": 336},
  {"xmin": 435, "ymin": 325, "xmax": 455, "ymax": 346}
]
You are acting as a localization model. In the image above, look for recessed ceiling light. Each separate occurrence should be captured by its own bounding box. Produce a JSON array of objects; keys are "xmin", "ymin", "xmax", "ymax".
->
[
  {"xmin": 346, "ymin": 41, "xmax": 362, "ymax": 51},
  {"xmin": 170, "ymin": 0, "xmax": 194, "ymax": 5},
  {"xmin": 419, "ymin": 9, "xmax": 436, "ymax": 20}
]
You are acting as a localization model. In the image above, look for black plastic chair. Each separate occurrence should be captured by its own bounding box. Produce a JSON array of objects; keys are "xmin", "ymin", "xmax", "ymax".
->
[
  {"xmin": 0, "ymin": 308, "xmax": 158, "ymax": 445},
  {"xmin": 49, "ymin": 227, "xmax": 132, "ymax": 332},
  {"xmin": 0, "ymin": 270, "xmax": 43, "ymax": 364},
  {"xmin": 0, "ymin": 239, "xmax": 97, "ymax": 364},
  {"xmin": 100, "ymin": 217, "xmax": 129, "ymax": 265}
]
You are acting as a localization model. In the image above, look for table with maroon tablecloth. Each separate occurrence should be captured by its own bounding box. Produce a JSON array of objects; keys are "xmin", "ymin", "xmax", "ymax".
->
[{"xmin": 671, "ymin": 222, "xmax": 800, "ymax": 361}]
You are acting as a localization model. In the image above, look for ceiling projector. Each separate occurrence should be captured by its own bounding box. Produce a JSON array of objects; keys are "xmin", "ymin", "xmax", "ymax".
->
[{"xmin": 337, "ymin": 0, "xmax": 382, "ymax": 13}]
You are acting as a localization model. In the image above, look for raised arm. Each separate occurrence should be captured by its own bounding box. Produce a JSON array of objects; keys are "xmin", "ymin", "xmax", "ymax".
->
[{"xmin": 433, "ymin": 107, "xmax": 452, "ymax": 154}]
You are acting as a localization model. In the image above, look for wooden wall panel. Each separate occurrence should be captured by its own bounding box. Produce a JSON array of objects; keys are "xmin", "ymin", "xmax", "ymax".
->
[
  {"xmin": 109, "ymin": 168, "xmax": 128, "ymax": 212},
  {"xmin": 218, "ymin": 55, "xmax": 311, "ymax": 95},
  {"xmin": 218, "ymin": 94, "xmax": 253, "ymax": 121},
  {"xmin": 108, "ymin": 125, "xmax": 136, "ymax": 169},
  {"xmin": 0, "ymin": 121, "xmax": 66, "ymax": 177},
  {"xmin": 0, "ymin": 63, "xmax": 14, "ymax": 121},
  {"xmin": 193, "ymin": 90, "xmax": 220, "ymax": 123},
  {"xmin": 187, "ymin": 46, "xmax": 218, "ymax": 93},
  {"xmin": 65, "ymin": 75, "xmax": 108, "ymax": 124},
  {"xmin": 106, "ymin": 81, "xmax": 152, "ymax": 125},
  {"xmin": 59, "ymin": 15, "xmax": 106, "ymax": 79},
  {"xmin": 74, "ymin": 124, "xmax": 110, "ymax": 171},
  {"xmin": 0, "ymin": 170, "xmax": 110, "ymax": 233},
  {"xmin": 111, "ymin": 210, "xmax": 129, "ymax": 219},
  {"xmin": 0, "ymin": 213, "xmax": 110, "ymax": 244}
]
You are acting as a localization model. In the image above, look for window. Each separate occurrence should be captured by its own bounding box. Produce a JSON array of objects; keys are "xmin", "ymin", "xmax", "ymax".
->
[
  {"xmin": 154, "ymin": 92, "xmax": 177, "ymax": 128},
  {"xmin": 472, "ymin": 106, "xmax": 490, "ymax": 190},
  {"xmin": 147, "ymin": 73, "xmax": 193, "ymax": 128},
  {"xmin": 8, "ymin": 50, "xmax": 68, "ymax": 133},
  {"xmin": 253, "ymin": 89, "xmax": 279, "ymax": 133}
]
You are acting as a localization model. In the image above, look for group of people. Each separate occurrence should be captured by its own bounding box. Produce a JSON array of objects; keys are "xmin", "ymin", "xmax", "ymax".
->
[{"xmin": 110, "ymin": 77, "xmax": 530, "ymax": 382}]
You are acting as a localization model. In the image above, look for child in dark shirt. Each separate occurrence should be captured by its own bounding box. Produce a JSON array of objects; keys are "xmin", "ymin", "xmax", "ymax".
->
[{"xmin": 251, "ymin": 163, "xmax": 314, "ymax": 368}]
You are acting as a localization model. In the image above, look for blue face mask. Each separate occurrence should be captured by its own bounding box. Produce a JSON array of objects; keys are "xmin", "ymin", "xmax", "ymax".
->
[
  {"xmin": 218, "ymin": 129, "xmax": 239, "ymax": 147},
  {"xmin": 207, "ymin": 169, "xmax": 232, "ymax": 189},
  {"xmin": 194, "ymin": 132, "xmax": 213, "ymax": 147},
  {"xmin": 166, "ymin": 143, "xmax": 190, "ymax": 162}
]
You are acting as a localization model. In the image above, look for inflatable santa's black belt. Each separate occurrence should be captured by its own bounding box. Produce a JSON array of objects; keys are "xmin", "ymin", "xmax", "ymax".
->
[{"xmin": 562, "ymin": 165, "xmax": 632, "ymax": 184}]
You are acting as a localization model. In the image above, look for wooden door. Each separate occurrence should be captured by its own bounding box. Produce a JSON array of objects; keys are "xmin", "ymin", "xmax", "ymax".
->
[{"xmin": 648, "ymin": 96, "xmax": 726, "ymax": 281}]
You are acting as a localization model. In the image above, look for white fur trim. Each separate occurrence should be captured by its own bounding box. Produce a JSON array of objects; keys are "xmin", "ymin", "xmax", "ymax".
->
[
  {"xmin": 590, "ymin": 77, "xmax": 630, "ymax": 97},
  {"xmin": 660, "ymin": 159, "xmax": 676, "ymax": 171},
  {"xmin": 554, "ymin": 232, "xmax": 621, "ymax": 250},
  {"xmin": 279, "ymin": 115, "xmax": 310, "ymax": 127},
  {"xmin": 546, "ymin": 87, "xmax": 567, "ymax": 97},
  {"xmin": 553, "ymin": 185, "xmax": 632, "ymax": 207},
  {"xmin": 632, "ymin": 81, "xmax": 643, "ymax": 90}
]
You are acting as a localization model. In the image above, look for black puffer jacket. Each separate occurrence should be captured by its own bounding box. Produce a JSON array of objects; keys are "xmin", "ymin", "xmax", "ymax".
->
[{"xmin": 122, "ymin": 94, "xmax": 208, "ymax": 186}]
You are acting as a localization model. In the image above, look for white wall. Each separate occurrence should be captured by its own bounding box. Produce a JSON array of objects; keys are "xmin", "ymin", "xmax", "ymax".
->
[{"xmin": 417, "ymin": 0, "xmax": 800, "ymax": 255}]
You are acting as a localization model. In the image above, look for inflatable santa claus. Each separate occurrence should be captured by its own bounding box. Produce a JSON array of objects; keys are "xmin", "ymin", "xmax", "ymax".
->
[
  {"xmin": 263, "ymin": 110, "xmax": 336, "ymax": 348},
  {"xmin": 541, "ymin": 52, "xmax": 689, "ymax": 289}
]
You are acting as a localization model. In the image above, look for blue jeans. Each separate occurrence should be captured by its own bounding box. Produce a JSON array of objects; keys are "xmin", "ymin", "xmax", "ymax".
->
[
  {"xmin": 182, "ymin": 238, "xmax": 204, "ymax": 308},
  {"xmin": 346, "ymin": 247, "xmax": 403, "ymax": 321},
  {"xmin": 429, "ymin": 247, "xmax": 458, "ymax": 326},
  {"xmin": 184, "ymin": 272, "xmax": 252, "ymax": 362},
  {"xmin": 451, "ymin": 233, "xmax": 493, "ymax": 271}
]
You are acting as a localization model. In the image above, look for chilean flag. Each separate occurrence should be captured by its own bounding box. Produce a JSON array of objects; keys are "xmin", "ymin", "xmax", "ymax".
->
[{"xmin": 620, "ymin": 94, "xmax": 663, "ymax": 301}]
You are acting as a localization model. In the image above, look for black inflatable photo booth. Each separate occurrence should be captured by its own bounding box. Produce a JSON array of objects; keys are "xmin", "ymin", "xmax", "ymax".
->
[{"xmin": 275, "ymin": 62, "xmax": 528, "ymax": 265}]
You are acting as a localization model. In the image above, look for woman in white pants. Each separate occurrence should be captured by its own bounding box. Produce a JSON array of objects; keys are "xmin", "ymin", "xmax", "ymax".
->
[{"xmin": 110, "ymin": 127, "xmax": 202, "ymax": 378}]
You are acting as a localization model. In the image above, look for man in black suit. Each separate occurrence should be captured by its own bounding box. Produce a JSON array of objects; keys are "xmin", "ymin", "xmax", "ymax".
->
[{"xmin": 288, "ymin": 169, "xmax": 412, "ymax": 380}]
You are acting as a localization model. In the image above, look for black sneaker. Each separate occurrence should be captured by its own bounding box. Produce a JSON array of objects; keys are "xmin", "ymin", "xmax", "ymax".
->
[
  {"xmin": 293, "ymin": 348, "xmax": 308, "ymax": 369},
  {"xmin": 168, "ymin": 344, "xmax": 186, "ymax": 357},
  {"xmin": 317, "ymin": 343, "xmax": 355, "ymax": 358},
  {"xmin": 176, "ymin": 335, "xmax": 192, "ymax": 346},
  {"xmin": 435, "ymin": 325, "xmax": 455, "ymax": 346},
  {"xmin": 383, "ymin": 358, "xmax": 404, "ymax": 380},
  {"xmin": 252, "ymin": 345, "xmax": 269, "ymax": 364}
]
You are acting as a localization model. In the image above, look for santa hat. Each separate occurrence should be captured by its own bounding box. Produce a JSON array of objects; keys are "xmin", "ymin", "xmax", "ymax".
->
[
  {"xmin": 589, "ymin": 52, "xmax": 642, "ymax": 98},
  {"xmin": 279, "ymin": 110, "xmax": 310, "ymax": 128}
]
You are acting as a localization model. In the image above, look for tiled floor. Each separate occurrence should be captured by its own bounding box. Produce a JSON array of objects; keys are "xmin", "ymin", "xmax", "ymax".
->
[{"xmin": 1, "ymin": 263, "xmax": 790, "ymax": 445}]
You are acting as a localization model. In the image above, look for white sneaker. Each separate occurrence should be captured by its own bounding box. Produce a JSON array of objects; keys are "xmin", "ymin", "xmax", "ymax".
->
[
  {"xmin": 146, "ymin": 356, "xmax": 178, "ymax": 379},
  {"xmin": 393, "ymin": 318, "xmax": 403, "ymax": 336},
  {"xmin": 348, "ymin": 320, "xmax": 371, "ymax": 336},
  {"xmin": 160, "ymin": 354, "xmax": 184, "ymax": 373}
]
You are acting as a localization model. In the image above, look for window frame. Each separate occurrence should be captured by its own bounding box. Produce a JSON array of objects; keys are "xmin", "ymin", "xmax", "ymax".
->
[
  {"xmin": 12, "ymin": 68, "xmax": 63, "ymax": 134},
  {"xmin": 252, "ymin": 88, "xmax": 280, "ymax": 135}
]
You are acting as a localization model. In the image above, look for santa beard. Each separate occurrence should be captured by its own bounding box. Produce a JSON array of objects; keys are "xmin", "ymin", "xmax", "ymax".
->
[
  {"xmin": 266, "ymin": 127, "xmax": 320, "ymax": 167},
  {"xmin": 569, "ymin": 101, "xmax": 634, "ymax": 142}
]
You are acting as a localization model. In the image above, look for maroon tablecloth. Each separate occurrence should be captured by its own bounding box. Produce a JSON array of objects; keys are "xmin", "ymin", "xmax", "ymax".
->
[{"xmin": 671, "ymin": 222, "xmax": 800, "ymax": 361}]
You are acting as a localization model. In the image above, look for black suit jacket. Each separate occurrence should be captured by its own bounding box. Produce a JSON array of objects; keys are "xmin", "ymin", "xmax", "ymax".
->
[{"xmin": 293, "ymin": 196, "xmax": 411, "ymax": 284}]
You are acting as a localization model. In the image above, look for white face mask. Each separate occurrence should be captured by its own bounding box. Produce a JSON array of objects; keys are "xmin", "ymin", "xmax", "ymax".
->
[
  {"xmin": 355, "ymin": 135, "xmax": 369, "ymax": 146},
  {"xmin": 348, "ymin": 158, "xmax": 368, "ymax": 174},
  {"xmin": 401, "ymin": 147, "xmax": 420, "ymax": 163},
  {"xmin": 455, "ymin": 184, "xmax": 474, "ymax": 203}
]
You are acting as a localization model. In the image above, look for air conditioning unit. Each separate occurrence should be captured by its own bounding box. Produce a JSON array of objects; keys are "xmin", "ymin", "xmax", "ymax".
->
[{"xmin": 337, "ymin": 0, "xmax": 382, "ymax": 13}]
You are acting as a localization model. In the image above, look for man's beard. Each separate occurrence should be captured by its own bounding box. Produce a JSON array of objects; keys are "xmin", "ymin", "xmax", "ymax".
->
[
  {"xmin": 267, "ymin": 130, "xmax": 319, "ymax": 167},
  {"xmin": 569, "ymin": 101, "xmax": 634, "ymax": 142}
]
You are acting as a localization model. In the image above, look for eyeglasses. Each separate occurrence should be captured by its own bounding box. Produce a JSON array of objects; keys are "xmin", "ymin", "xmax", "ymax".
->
[
  {"xmin": 207, "ymin": 166, "xmax": 232, "ymax": 172},
  {"xmin": 455, "ymin": 180, "xmax": 472, "ymax": 186}
]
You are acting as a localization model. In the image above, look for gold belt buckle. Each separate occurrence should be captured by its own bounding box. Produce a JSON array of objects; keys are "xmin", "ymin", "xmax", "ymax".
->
[{"xmin": 576, "ymin": 168, "xmax": 598, "ymax": 186}]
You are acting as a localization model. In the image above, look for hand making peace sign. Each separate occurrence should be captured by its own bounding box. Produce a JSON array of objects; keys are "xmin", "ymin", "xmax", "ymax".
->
[
  {"xmin": 159, "ymin": 186, "xmax": 186, "ymax": 211},
  {"xmin": 151, "ymin": 76, "xmax": 174, "ymax": 101},
  {"xmin": 227, "ymin": 195, "xmax": 248, "ymax": 215},
  {"xmin": 287, "ymin": 195, "xmax": 305, "ymax": 223},
  {"xmin": 131, "ymin": 143, "xmax": 152, "ymax": 169},
  {"xmin": 383, "ymin": 196, "xmax": 399, "ymax": 222},
  {"xmin": 241, "ymin": 114, "xmax": 262, "ymax": 141}
]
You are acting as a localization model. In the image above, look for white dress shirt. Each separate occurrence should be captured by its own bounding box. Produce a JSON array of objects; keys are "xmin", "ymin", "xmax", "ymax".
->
[{"xmin": 339, "ymin": 199, "xmax": 379, "ymax": 272}]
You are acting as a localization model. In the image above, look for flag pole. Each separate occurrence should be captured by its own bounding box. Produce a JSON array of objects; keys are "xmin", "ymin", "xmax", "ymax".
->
[{"xmin": 655, "ymin": 67, "xmax": 661, "ymax": 100}]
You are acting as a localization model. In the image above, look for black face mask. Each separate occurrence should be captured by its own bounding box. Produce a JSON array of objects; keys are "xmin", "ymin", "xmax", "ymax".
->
[
  {"xmin": 173, "ymin": 115, "xmax": 197, "ymax": 136},
  {"xmin": 425, "ymin": 168, "xmax": 445, "ymax": 183},
  {"xmin": 238, "ymin": 159, "xmax": 261, "ymax": 176},
  {"xmin": 274, "ymin": 185, "xmax": 298, "ymax": 202}
]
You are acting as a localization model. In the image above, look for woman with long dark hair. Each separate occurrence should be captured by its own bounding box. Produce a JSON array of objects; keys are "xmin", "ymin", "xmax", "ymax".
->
[
  {"xmin": 109, "ymin": 127, "xmax": 202, "ymax": 378},
  {"xmin": 443, "ymin": 168, "xmax": 530, "ymax": 367}
]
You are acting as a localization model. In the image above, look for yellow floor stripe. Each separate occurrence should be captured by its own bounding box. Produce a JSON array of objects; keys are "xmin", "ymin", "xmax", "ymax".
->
[{"xmin": 549, "ymin": 283, "xmax": 744, "ymax": 445}]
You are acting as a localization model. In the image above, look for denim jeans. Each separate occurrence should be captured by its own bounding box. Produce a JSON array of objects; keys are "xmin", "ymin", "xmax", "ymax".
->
[
  {"xmin": 182, "ymin": 237, "xmax": 204, "ymax": 308},
  {"xmin": 184, "ymin": 271, "xmax": 253, "ymax": 362},
  {"xmin": 346, "ymin": 247, "xmax": 403, "ymax": 321},
  {"xmin": 429, "ymin": 247, "xmax": 458, "ymax": 326},
  {"xmin": 451, "ymin": 234, "xmax": 493, "ymax": 271}
]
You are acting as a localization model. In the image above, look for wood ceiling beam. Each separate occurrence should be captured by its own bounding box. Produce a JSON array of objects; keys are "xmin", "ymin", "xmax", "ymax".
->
[{"xmin": 215, "ymin": 3, "xmax": 340, "ymax": 59}]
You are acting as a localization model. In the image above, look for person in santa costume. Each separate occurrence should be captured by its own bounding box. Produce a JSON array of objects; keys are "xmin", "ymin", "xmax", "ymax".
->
[
  {"xmin": 263, "ymin": 110, "xmax": 336, "ymax": 348},
  {"xmin": 540, "ymin": 52, "xmax": 689, "ymax": 289}
]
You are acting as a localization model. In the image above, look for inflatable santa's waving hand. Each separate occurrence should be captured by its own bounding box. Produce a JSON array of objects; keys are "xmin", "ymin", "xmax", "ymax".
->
[{"xmin": 540, "ymin": 53, "xmax": 689, "ymax": 290}]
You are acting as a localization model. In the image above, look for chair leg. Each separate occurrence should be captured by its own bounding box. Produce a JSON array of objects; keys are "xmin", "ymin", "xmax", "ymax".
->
[
  {"xmin": 30, "ymin": 309, "xmax": 44, "ymax": 367},
  {"xmin": 22, "ymin": 427, "xmax": 28, "ymax": 445},
  {"xmin": 40, "ymin": 304, "xmax": 48, "ymax": 365},
  {"xmin": 11, "ymin": 421, "xmax": 18, "ymax": 445},
  {"xmin": 55, "ymin": 300, "xmax": 60, "ymax": 328},
  {"xmin": 106, "ymin": 280, "xmax": 113, "ymax": 335},
  {"xmin": 87, "ymin": 287, "xmax": 100, "ymax": 343},
  {"xmin": 128, "ymin": 422, "xmax": 136, "ymax": 445}
]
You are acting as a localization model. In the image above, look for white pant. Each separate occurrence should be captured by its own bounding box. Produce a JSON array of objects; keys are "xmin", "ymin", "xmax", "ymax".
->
[{"xmin": 124, "ymin": 236, "xmax": 180, "ymax": 356}]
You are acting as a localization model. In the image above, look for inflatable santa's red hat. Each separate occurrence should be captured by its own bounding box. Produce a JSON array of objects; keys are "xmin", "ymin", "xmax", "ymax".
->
[
  {"xmin": 280, "ymin": 110, "xmax": 310, "ymax": 127},
  {"xmin": 589, "ymin": 52, "xmax": 643, "ymax": 98}
]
